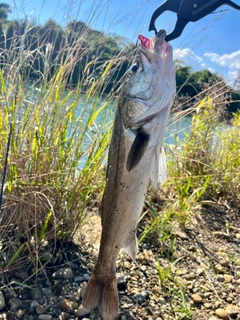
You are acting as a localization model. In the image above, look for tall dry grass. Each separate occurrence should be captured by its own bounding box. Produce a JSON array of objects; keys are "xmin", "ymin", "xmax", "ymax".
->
[{"xmin": 0, "ymin": 0, "xmax": 135, "ymax": 275}]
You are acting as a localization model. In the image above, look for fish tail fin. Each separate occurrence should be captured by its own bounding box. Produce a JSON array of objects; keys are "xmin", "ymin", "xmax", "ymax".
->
[
  {"xmin": 102, "ymin": 277, "xmax": 119, "ymax": 320},
  {"xmin": 82, "ymin": 271, "xmax": 119, "ymax": 320},
  {"xmin": 82, "ymin": 271, "xmax": 102, "ymax": 309}
]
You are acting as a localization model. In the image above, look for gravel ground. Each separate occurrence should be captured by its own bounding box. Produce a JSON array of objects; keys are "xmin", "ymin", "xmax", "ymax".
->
[{"xmin": 0, "ymin": 205, "xmax": 239, "ymax": 320}]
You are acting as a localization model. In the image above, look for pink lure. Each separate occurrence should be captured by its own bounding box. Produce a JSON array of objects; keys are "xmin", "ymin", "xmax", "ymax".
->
[{"xmin": 138, "ymin": 35, "xmax": 150, "ymax": 49}]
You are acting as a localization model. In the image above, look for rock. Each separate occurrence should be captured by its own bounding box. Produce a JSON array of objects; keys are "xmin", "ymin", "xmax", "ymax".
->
[
  {"xmin": 192, "ymin": 294, "xmax": 203, "ymax": 304},
  {"xmin": 52, "ymin": 267, "xmax": 74, "ymax": 279},
  {"xmin": 204, "ymin": 303, "xmax": 212, "ymax": 309},
  {"xmin": 217, "ymin": 275, "xmax": 224, "ymax": 282},
  {"xmin": 9, "ymin": 297, "xmax": 22, "ymax": 311},
  {"xmin": 15, "ymin": 309, "xmax": 24, "ymax": 319},
  {"xmin": 223, "ymin": 275, "xmax": 233, "ymax": 283},
  {"xmin": 30, "ymin": 300, "xmax": 40, "ymax": 309},
  {"xmin": 196, "ymin": 268, "xmax": 204, "ymax": 276},
  {"xmin": 186, "ymin": 272, "xmax": 195, "ymax": 280},
  {"xmin": 36, "ymin": 305, "xmax": 47, "ymax": 314},
  {"xmin": 215, "ymin": 264, "xmax": 224, "ymax": 274},
  {"xmin": 39, "ymin": 251, "xmax": 53, "ymax": 262},
  {"xmin": 176, "ymin": 269, "xmax": 188, "ymax": 276},
  {"xmin": 214, "ymin": 301, "xmax": 223, "ymax": 309},
  {"xmin": 132, "ymin": 291, "xmax": 149, "ymax": 304},
  {"xmin": 123, "ymin": 261, "xmax": 131, "ymax": 269},
  {"xmin": 76, "ymin": 304, "xmax": 91, "ymax": 317},
  {"xmin": 175, "ymin": 230, "xmax": 189, "ymax": 240},
  {"xmin": 82, "ymin": 273, "xmax": 90, "ymax": 281},
  {"xmin": 38, "ymin": 315, "xmax": 53, "ymax": 320},
  {"xmin": 31, "ymin": 288, "xmax": 43, "ymax": 301},
  {"xmin": 215, "ymin": 308, "xmax": 229, "ymax": 319},
  {"xmin": 74, "ymin": 276, "xmax": 83, "ymax": 283},
  {"xmin": 59, "ymin": 299, "xmax": 78, "ymax": 312},
  {"xmin": 0, "ymin": 292, "xmax": 5, "ymax": 311},
  {"xmin": 225, "ymin": 305, "xmax": 239, "ymax": 316},
  {"xmin": 59, "ymin": 312, "xmax": 71, "ymax": 320},
  {"xmin": 117, "ymin": 275, "xmax": 128, "ymax": 292}
]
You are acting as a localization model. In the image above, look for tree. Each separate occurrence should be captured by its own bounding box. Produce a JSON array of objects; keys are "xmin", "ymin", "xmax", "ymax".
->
[{"xmin": 0, "ymin": 3, "xmax": 11, "ymax": 24}]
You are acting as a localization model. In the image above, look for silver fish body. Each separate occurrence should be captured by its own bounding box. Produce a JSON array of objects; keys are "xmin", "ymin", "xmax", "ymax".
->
[{"xmin": 83, "ymin": 30, "xmax": 175, "ymax": 320}]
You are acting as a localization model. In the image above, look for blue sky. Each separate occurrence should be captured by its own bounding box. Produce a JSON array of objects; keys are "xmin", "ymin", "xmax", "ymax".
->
[{"xmin": 4, "ymin": 0, "xmax": 240, "ymax": 85}]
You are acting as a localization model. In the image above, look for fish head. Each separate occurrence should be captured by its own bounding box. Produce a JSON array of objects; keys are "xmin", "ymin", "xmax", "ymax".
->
[{"xmin": 119, "ymin": 30, "xmax": 175, "ymax": 128}]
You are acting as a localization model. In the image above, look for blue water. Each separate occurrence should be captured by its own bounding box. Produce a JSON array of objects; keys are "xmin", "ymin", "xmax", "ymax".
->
[
  {"xmin": 164, "ymin": 114, "xmax": 192, "ymax": 145},
  {"xmin": 76, "ymin": 97, "xmax": 193, "ymax": 169}
]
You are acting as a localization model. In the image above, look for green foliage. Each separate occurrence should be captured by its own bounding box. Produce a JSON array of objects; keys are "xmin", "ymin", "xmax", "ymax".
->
[
  {"xmin": 175, "ymin": 61, "xmax": 240, "ymax": 116},
  {"xmin": 162, "ymin": 97, "xmax": 240, "ymax": 226},
  {"xmin": 0, "ymin": 14, "xmax": 134, "ymax": 95},
  {"xmin": 0, "ymin": 8, "xmax": 133, "ymax": 272}
]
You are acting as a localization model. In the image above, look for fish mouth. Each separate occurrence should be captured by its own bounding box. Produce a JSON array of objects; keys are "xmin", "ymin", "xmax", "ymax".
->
[{"xmin": 138, "ymin": 29, "xmax": 170, "ymax": 67}]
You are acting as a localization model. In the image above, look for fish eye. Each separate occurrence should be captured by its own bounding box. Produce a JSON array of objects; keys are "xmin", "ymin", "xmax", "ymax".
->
[{"xmin": 129, "ymin": 62, "xmax": 139, "ymax": 75}]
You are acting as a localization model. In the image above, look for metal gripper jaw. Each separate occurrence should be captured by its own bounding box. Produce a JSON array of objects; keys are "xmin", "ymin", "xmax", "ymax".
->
[{"xmin": 149, "ymin": 0, "xmax": 240, "ymax": 41}]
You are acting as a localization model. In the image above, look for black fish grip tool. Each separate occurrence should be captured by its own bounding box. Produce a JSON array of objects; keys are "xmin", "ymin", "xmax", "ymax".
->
[{"xmin": 149, "ymin": 0, "xmax": 240, "ymax": 41}]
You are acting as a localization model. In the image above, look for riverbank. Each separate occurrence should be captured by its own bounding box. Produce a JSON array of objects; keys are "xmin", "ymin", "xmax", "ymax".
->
[{"xmin": 0, "ymin": 201, "xmax": 239, "ymax": 319}]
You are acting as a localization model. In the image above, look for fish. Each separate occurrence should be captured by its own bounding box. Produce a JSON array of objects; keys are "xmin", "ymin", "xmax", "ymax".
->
[{"xmin": 82, "ymin": 29, "xmax": 176, "ymax": 320}]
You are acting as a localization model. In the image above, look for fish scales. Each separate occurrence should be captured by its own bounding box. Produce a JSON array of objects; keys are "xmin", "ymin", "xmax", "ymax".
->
[{"xmin": 83, "ymin": 29, "xmax": 176, "ymax": 320}]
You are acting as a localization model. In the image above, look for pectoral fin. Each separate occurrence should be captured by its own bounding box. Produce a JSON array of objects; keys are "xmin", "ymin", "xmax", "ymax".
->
[{"xmin": 126, "ymin": 129, "xmax": 150, "ymax": 172}]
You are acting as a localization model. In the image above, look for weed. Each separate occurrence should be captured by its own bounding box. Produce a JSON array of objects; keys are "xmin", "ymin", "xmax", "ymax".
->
[{"xmin": 0, "ymin": 1, "xmax": 132, "ymax": 274}]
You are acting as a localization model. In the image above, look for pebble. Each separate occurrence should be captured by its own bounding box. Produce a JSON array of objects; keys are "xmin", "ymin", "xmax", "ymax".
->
[
  {"xmin": 177, "ymin": 269, "xmax": 188, "ymax": 276},
  {"xmin": 175, "ymin": 230, "xmax": 189, "ymax": 240},
  {"xmin": 59, "ymin": 312, "xmax": 71, "ymax": 320},
  {"xmin": 82, "ymin": 273, "xmax": 90, "ymax": 281},
  {"xmin": 0, "ymin": 292, "xmax": 5, "ymax": 311},
  {"xmin": 36, "ymin": 305, "xmax": 47, "ymax": 314},
  {"xmin": 31, "ymin": 300, "xmax": 40, "ymax": 309},
  {"xmin": 9, "ymin": 297, "xmax": 22, "ymax": 311},
  {"xmin": 15, "ymin": 309, "xmax": 24, "ymax": 319},
  {"xmin": 59, "ymin": 299, "xmax": 78, "ymax": 311},
  {"xmin": 196, "ymin": 268, "xmax": 204, "ymax": 276},
  {"xmin": 217, "ymin": 275, "xmax": 225, "ymax": 282},
  {"xmin": 74, "ymin": 276, "xmax": 83, "ymax": 283},
  {"xmin": 52, "ymin": 268, "xmax": 74, "ymax": 279},
  {"xmin": 215, "ymin": 264, "xmax": 224, "ymax": 274},
  {"xmin": 76, "ymin": 304, "xmax": 91, "ymax": 317},
  {"xmin": 31, "ymin": 288, "xmax": 43, "ymax": 301},
  {"xmin": 191, "ymin": 294, "xmax": 203, "ymax": 304},
  {"xmin": 38, "ymin": 315, "xmax": 53, "ymax": 320},
  {"xmin": 132, "ymin": 291, "xmax": 148, "ymax": 304},
  {"xmin": 39, "ymin": 251, "xmax": 53, "ymax": 262},
  {"xmin": 225, "ymin": 305, "xmax": 239, "ymax": 316},
  {"xmin": 215, "ymin": 308, "xmax": 229, "ymax": 319},
  {"xmin": 223, "ymin": 275, "xmax": 233, "ymax": 283}
]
